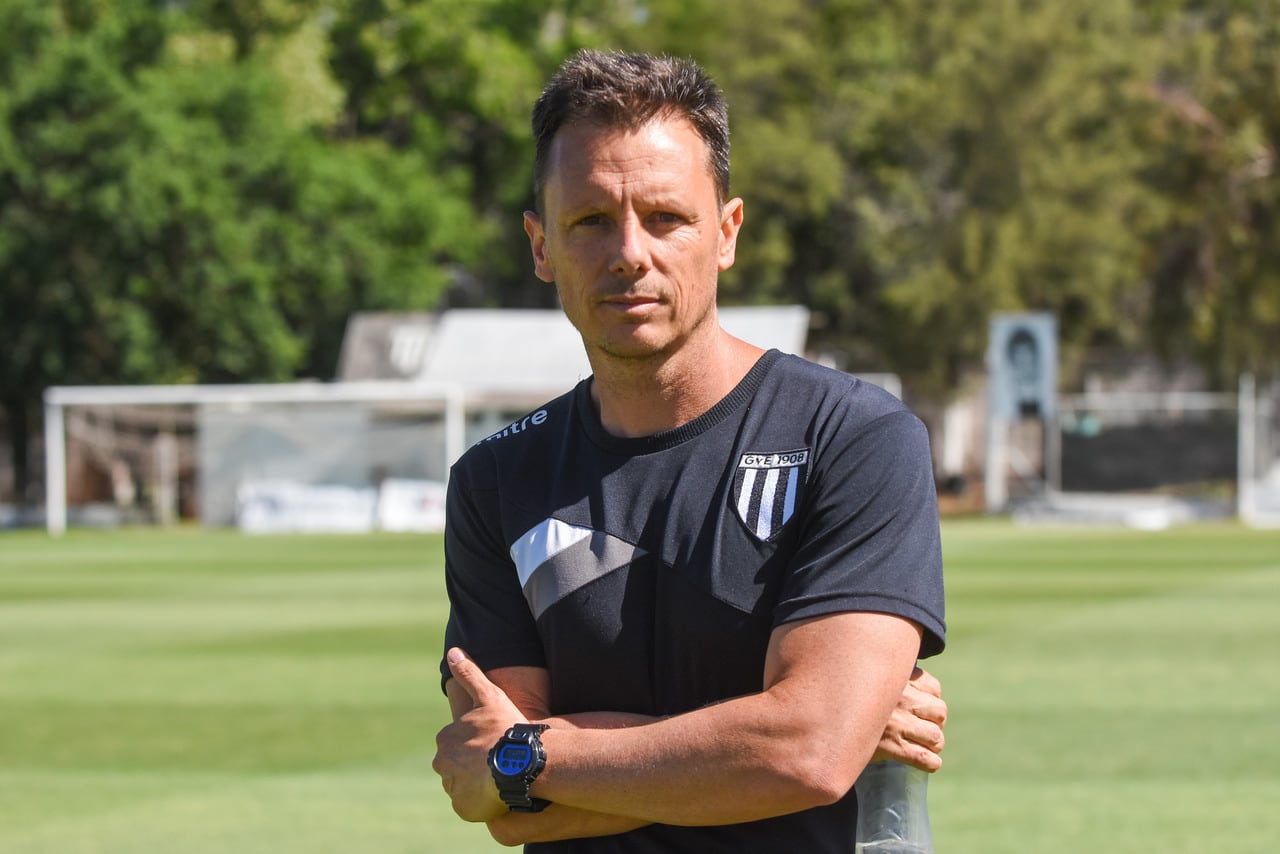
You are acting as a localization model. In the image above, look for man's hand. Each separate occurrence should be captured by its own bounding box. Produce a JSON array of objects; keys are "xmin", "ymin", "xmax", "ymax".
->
[
  {"xmin": 432, "ymin": 647, "xmax": 527, "ymax": 822},
  {"xmin": 873, "ymin": 666, "xmax": 948, "ymax": 772}
]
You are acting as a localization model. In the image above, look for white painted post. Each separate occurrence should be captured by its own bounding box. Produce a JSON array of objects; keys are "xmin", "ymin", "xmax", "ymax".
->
[
  {"xmin": 154, "ymin": 430, "xmax": 179, "ymax": 525},
  {"xmin": 444, "ymin": 385, "xmax": 467, "ymax": 479},
  {"xmin": 985, "ymin": 413, "xmax": 1007, "ymax": 513},
  {"xmin": 1045, "ymin": 406, "xmax": 1062, "ymax": 495},
  {"xmin": 43, "ymin": 396, "xmax": 67, "ymax": 537},
  {"xmin": 1239, "ymin": 373, "xmax": 1256, "ymax": 525}
]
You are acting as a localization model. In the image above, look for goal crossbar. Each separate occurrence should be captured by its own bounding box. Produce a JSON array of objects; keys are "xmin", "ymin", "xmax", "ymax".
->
[{"xmin": 43, "ymin": 380, "xmax": 467, "ymax": 536}]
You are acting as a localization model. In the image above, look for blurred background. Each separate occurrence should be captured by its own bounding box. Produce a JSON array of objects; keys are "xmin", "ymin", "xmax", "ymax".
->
[
  {"xmin": 1, "ymin": 1, "xmax": 1278, "ymax": 852},
  {"xmin": 3, "ymin": 0, "xmax": 1279, "ymax": 530}
]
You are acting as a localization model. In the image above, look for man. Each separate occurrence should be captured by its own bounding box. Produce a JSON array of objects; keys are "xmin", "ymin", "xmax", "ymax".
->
[{"xmin": 433, "ymin": 50, "xmax": 946, "ymax": 852}]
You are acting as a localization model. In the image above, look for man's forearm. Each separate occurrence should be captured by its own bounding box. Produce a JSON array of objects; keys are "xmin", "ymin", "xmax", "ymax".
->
[
  {"xmin": 486, "ymin": 665, "xmax": 951, "ymax": 846},
  {"xmin": 437, "ymin": 613, "xmax": 922, "ymax": 828},
  {"xmin": 480, "ymin": 695, "xmax": 836, "ymax": 841},
  {"xmin": 527, "ymin": 614, "xmax": 921, "ymax": 826},
  {"xmin": 531, "ymin": 687, "xmax": 867, "ymax": 826},
  {"xmin": 485, "ymin": 701, "xmax": 660, "ymax": 843},
  {"xmin": 488, "ymin": 806, "xmax": 649, "ymax": 846}
]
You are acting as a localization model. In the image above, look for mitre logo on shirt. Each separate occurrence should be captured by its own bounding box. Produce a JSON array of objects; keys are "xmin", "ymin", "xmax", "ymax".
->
[
  {"xmin": 732, "ymin": 448, "xmax": 809, "ymax": 541},
  {"xmin": 480, "ymin": 409, "xmax": 549, "ymax": 444}
]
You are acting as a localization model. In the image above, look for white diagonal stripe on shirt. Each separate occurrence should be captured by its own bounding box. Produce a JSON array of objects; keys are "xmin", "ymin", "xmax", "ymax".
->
[{"xmin": 509, "ymin": 518, "xmax": 594, "ymax": 588}]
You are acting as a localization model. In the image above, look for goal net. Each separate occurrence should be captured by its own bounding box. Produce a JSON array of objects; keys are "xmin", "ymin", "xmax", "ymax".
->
[
  {"xmin": 1017, "ymin": 378, "xmax": 1279, "ymax": 528},
  {"xmin": 1052, "ymin": 391, "xmax": 1238, "ymax": 496},
  {"xmin": 41, "ymin": 381, "xmax": 541, "ymax": 535}
]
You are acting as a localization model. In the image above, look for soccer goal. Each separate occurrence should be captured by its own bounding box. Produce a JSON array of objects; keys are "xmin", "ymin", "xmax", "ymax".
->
[
  {"xmin": 42, "ymin": 380, "xmax": 475, "ymax": 536},
  {"xmin": 1013, "ymin": 375, "xmax": 1279, "ymax": 528}
]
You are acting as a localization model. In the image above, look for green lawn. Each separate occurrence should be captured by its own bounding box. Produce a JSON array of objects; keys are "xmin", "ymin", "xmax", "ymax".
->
[{"xmin": 1, "ymin": 521, "xmax": 1277, "ymax": 852}]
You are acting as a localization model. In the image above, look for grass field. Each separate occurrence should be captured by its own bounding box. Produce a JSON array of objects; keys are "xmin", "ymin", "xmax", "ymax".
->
[{"xmin": 1, "ymin": 520, "xmax": 1277, "ymax": 853}]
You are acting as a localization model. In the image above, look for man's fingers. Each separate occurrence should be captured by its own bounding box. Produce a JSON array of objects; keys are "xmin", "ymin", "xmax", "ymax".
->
[
  {"xmin": 909, "ymin": 741, "xmax": 944, "ymax": 773},
  {"xmin": 903, "ymin": 670, "xmax": 948, "ymax": 728},
  {"xmin": 446, "ymin": 647, "xmax": 499, "ymax": 705},
  {"xmin": 901, "ymin": 721, "xmax": 945, "ymax": 772},
  {"xmin": 909, "ymin": 666, "xmax": 943, "ymax": 698},
  {"xmin": 907, "ymin": 690, "xmax": 948, "ymax": 728},
  {"xmin": 914, "ymin": 720, "xmax": 946, "ymax": 754},
  {"xmin": 892, "ymin": 706, "xmax": 946, "ymax": 752}
]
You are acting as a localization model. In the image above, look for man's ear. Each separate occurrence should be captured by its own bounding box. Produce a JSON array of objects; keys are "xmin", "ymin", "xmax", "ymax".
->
[
  {"xmin": 524, "ymin": 211, "xmax": 555, "ymax": 283},
  {"xmin": 717, "ymin": 197, "xmax": 744, "ymax": 272}
]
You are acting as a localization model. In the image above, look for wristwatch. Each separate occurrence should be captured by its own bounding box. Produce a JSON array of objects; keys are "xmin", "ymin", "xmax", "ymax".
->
[{"xmin": 488, "ymin": 723, "xmax": 551, "ymax": 812}]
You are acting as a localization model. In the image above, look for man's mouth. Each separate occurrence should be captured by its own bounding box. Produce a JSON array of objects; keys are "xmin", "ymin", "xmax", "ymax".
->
[{"xmin": 601, "ymin": 292, "xmax": 660, "ymax": 307}]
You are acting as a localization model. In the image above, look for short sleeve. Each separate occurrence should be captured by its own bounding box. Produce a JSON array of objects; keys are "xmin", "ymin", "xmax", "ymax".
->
[
  {"xmin": 439, "ymin": 453, "xmax": 546, "ymax": 691},
  {"xmin": 773, "ymin": 408, "xmax": 946, "ymax": 658}
]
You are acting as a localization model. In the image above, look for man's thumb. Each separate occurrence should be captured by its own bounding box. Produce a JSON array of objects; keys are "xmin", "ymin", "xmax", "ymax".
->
[{"xmin": 446, "ymin": 647, "xmax": 493, "ymax": 703}]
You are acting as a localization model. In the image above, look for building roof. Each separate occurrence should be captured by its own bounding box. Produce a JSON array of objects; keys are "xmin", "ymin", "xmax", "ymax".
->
[{"xmin": 339, "ymin": 306, "xmax": 811, "ymax": 404}]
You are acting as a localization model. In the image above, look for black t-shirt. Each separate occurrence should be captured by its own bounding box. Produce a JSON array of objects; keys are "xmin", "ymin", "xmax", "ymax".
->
[{"xmin": 442, "ymin": 349, "xmax": 946, "ymax": 853}]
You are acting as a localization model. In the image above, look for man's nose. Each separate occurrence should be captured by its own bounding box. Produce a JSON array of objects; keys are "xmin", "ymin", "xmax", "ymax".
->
[{"xmin": 610, "ymin": 215, "xmax": 651, "ymax": 275}]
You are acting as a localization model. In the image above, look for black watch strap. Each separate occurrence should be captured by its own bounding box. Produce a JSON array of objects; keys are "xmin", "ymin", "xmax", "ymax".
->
[{"xmin": 490, "ymin": 723, "xmax": 551, "ymax": 813}]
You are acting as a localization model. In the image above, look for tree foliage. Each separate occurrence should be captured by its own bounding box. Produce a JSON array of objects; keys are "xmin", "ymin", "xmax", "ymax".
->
[
  {"xmin": 2, "ymin": 0, "xmax": 1278, "ymax": 499},
  {"xmin": 1138, "ymin": 1, "xmax": 1280, "ymax": 385},
  {"xmin": 605, "ymin": 0, "xmax": 1277, "ymax": 395},
  {"xmin": 0, "ymin": 0, "xmax": 479, "ymax": 493}
]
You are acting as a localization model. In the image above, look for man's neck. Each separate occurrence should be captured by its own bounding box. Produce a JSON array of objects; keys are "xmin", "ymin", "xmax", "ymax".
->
[{"xmin": 587, "ymin": 330, "xmax": 764, "ymax": 439}]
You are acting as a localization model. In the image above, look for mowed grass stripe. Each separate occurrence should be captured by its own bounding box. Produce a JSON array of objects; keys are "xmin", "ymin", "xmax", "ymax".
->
[
  {"xmin": 2, "ymin": 701, "xmax": 433, "ymax": 771},
  {"xmin": 2, "ymin": 522, "xmax": 1279, "ymax": 853},
  {"xmin": 0, "ymin": 653, "xmax": 436, "ymax": 705},
  {"xmin": 1, "ymin": 529, "xmax": 463, "ymax": 854},
  {"xmin": 938, "ymin": 779, "xmax": 1280, "ymax": 854},
  {"xmin": 0, "ymin": 769, "xmax": 485, "ymax": 854},
  {"xmin": 932, "ymin": 522, "xmax": 1280, "ymax": 854},
  {"xmin": 947, "ymin": 566, "xmax": 1280, "ymax": 709}
]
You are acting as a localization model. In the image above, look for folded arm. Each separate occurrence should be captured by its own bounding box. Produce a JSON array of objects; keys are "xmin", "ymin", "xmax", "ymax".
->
[
  {"xmin": 444, "ymin": 672, "xmax": 653, "ymax": 845},
  {"xmin": 435, "ymin": 610, "xmax": 932, "ymax": 841}
]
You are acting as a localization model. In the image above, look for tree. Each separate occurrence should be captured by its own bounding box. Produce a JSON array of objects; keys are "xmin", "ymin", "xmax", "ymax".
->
[
  {"xmin": 606, "ymin": 1, "xmax": 1167, "ymax": 397},
  {"xmin": 9, "ymin": 0, "xmax": 1273, "ymax": 507},
  {"xmin": 323, "ymin": 0, "xmax": 584, "ymax": 307},
  {"xmin": 845, "ymin": 0, "xmax": 1171, "ymax": 395},
  {"xmin": 1138, "ymin": 0, "xmax": 1280, "ymax": 384},
  {"xmin": 0, "ymin": 0, "xmax": 480, "ymax": 500}
]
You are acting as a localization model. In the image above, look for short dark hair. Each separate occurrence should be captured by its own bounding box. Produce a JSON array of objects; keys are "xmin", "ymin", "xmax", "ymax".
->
[{"xmin": 531, "ymin": 50, "xmax": 731, "ymax": 212}]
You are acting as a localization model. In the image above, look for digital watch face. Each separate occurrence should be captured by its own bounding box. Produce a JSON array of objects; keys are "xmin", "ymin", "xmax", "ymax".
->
[{"xmin": 495, "ymin": 742, "xmax": 534, "ymax": 776}]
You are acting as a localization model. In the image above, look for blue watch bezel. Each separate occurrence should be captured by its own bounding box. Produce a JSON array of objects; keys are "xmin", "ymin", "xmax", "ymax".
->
[{"xmin": 487, "ymin": 723, "xmax": 550, "ymax": 813}]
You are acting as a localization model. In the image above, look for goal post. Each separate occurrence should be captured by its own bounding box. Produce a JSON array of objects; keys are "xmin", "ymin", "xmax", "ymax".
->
[
  {"xmin": 1050, "ymin": 389, "xmax": 1239, "ymax": 494},
  {"xmin": 1239, "ymin": 373, "xmax": 1280, "ymax": 528},
  {"xmin": 43, "ymin": 380, "xmax": 467, "ymax": 537},
  {"xmin": 1010, "ymin": 377, "xmax": 1280, "ymax": 528},
  {"xmin": 976, "ymin": 310, "xmax": 1280, "ymax": 527}
]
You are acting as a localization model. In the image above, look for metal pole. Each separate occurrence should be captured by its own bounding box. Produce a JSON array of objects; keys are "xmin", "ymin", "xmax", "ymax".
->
[
  {"xmin": 1045, "ymin": 406, "xmax": 1062, "ymax": 495},
  {"xmin": 985, "ymin": 413, "xmax": 1007, "ymax": 513},
  {"xmin": 1239, "ymin": 373, "xmax": 1256, "ymax": 525},
  {"xmin": 444, "ymin": 384, "xmax": 467, "ymax": 480},
  {"xmin": 43, "ymin": 396, "xmax": 67, "ymax": 537},
  {"xmin": 154, "ymin": 430, "xmax": 179, "ymax": 526}
]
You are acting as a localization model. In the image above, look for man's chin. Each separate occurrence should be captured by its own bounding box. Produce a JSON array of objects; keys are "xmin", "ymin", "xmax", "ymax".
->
[{"xmin": 593, "ymin": 330, "xmax": 675, "ymax": 362}]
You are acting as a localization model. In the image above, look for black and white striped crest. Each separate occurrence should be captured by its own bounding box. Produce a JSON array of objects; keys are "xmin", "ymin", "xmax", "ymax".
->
[{"xmin": 732, "ymin": 449, "xmax": 809, "ymax": 541}]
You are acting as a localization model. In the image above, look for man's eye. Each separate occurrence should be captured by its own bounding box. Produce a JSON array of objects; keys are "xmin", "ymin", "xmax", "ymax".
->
[
  {"xmin": 652, "ymin": 212, "xmax": 682, "ymax": 225},
  {"xmin": 577, "ymin": 214, "xmax": 605, "ymax": 227}
]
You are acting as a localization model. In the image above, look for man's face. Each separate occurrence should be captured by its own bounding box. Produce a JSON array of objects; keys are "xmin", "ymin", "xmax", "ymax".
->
[{"xmin": 524, "ymin": 116, "xmax": 743, "ymax": 363}]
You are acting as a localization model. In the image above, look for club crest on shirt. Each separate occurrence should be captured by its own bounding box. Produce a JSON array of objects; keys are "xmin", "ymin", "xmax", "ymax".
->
[{"xmin": 732, "ymin": 448, "xmax": 809, "ymax": 541}]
